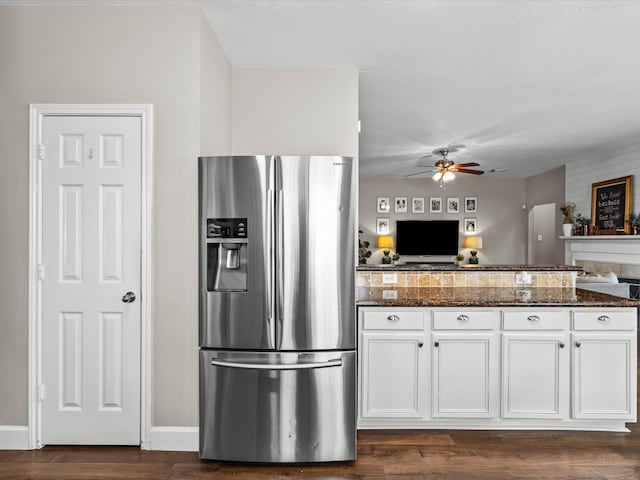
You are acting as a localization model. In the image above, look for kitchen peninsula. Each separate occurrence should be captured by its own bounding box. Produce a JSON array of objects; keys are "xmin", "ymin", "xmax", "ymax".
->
[{"xmin": 356, "ymin": 264, "xmax": 639, "ymax": 432}]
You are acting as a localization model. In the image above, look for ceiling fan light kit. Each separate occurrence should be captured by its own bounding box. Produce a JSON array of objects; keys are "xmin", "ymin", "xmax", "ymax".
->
[{"xmin": 425, "ymin": 146, "xmax": 484, "ymax": 188}]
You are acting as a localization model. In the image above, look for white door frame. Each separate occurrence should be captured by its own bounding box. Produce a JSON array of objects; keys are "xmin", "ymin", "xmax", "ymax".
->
[{"xmin": 28, "ymin": 104, "xmax": 153, "ymax": 449}]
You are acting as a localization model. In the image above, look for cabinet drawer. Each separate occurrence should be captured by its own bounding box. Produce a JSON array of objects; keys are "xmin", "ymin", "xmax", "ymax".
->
[
  {"xmin": 362, "ymin": 310, "xmax": 424, "ymax": 330},
  {"xmin": 432, "ymin": 310, "xmax": 497, "ymax": 330},
  {"xmin": 572, "ymin": 310, "xmax": 636, "ymax": 331},
  {"xmin": 502, "ymin": 310, "xmax": 570, "ymax": 330}
]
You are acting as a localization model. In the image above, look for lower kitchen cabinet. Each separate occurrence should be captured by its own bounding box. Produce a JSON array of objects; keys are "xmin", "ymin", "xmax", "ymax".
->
[
  {"xmin": 573, "ymin": 333, "xmax": 637, "ymax": 420},
  {"xmin": 431, "ymin": 333, "xmax": 497, "ymax": 418},
  {"xmin": 360, "ymin": 332, "xmax": 426, "ymax": 418},
  {"xmin": 358, "ymin": 306, "xmax": 637, "ymax": 431},
  {"xmin": 501, "ymin": 333, "xmax": 569, "ymax": 419}
]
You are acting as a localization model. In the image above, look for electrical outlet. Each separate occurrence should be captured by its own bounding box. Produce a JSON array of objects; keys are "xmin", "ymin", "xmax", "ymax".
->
[
  {"xmin": 537, "ymin": 234, "xmax": 543, "ymax": 241},
  {"xmin": 515, "ymin": 272, "xmax": 531, "ymax": 285},
  {"xmin": 382, "ymin": 289, "xmax": 398, "ymax": 299},
  {"xmin": 382, "ymin": 273, "xmax": 398, "ymax": 284}
]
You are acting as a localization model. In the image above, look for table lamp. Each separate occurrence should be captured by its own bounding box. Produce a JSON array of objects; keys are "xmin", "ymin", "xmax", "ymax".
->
[{"xmin": 463, "ymin": 236, "xmax": 483, "ymax": 264}]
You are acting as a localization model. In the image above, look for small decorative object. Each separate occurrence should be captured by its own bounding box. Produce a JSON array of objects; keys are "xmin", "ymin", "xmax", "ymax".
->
[
  {"xmin": 430, "ymin": 197, "xmax": 442, "ymax": 213},
  {"xmin": 391, "ymin": 253, "xmax": 400, "ymax": 265},
  {"xmin": 376, "ymin": 218, "xmax": 390, "ymax": 234},
  {"xmin": 574, "ymin": 214, "xmax": 591, "ymax": 236},
  {"xmin": 463, "ymin": 236, "xmax": 483, "ymax": 264},
  {"xmin": 464, "ymin": 196, "xmax": 477, "ymax": 213},
  {"xmin": 591, "ymin": 176, "xmax": 632, "ymax": 234},
  {"xmin": 447, "ymin": 197, "xmax": 460, "ymax": 213},
  {"xmin": 629, "ymin": 213, "xmax": 640, "ymax": 235},
  {"xmin": 560, "ymin": 202, "xmax": 575, "ymax": 236},
  {"xmin": 358, "ymin": 229, "xmax": 372, "ymax": 264},
  {"xmin": 455, "ymin": 253, "xmax": 464, "ymax": 266},
  {"xmin": 464, "ymin": 218, "xmax": 477, "ymax": 234},
  {"xmin": 412, "ymin": 197, "xmax": 425, "ymax": 213},
  {"xmin": 395, "ymin": 197, "xmax": 408, "ymax": 213},
  {"xmin": 377, "ymin": 235, "xmax": 394, "ymax": 264},
  {"xmin": 376, "ymin": 197, "xmax": 390, "ymax": 214}
]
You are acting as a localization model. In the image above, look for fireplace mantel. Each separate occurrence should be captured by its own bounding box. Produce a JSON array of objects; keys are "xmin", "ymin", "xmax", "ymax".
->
[{"xmin": 562, "ymin": 235, "xmax": 640, "ymax": 269}]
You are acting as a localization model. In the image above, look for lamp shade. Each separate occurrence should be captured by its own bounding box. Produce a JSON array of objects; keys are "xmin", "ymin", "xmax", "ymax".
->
[
  {"xmin": 377, "ymin": 235, "xmax": 394, "ymax": 249},
  {"xmin": 463, "ymin": 236, "xmax": 483, "ymax": 249}
]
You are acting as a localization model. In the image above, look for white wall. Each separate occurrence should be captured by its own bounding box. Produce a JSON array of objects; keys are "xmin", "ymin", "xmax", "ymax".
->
[
  {"xmin": 231, "ymin": 70, "xmax": 359, "ymax": 156},
  {"xmin": 0, "ymin": 5, "xmax": 232, "ymax": 428},
  {"xmin": 359, "ymin": 176, "xmax": 527, "ymax": 265},
  {"xmin": 565, "ymin": 145, "xmax": 640, "ymax": 219}
]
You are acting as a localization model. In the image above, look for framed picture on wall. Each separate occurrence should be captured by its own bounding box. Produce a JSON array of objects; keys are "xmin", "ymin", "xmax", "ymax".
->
[
  {"xmin": 464, "ymin": 218, "xmax": 477, "ymax": 234},
  {"xmin": 376, "ymin": 197, "xmax": 390, "ymax": 214},
  {"xmin": 412, "ymin": 197, "xmax": 425, "ymax": 213},
  {"xmin": 447, "ymin": 197, "xmax": 460, "ymax": 213},
  {"xmin": 430, "ymin": 197, "xmax": 442, "ymax": 213},
  {"xmin": 465, "ymin": 196, "xmax": 478, "ymax": 213},
  {"xmin": 395, "ymin": 197, "xmax": 408, "ymax": 213},
  {"xmin": 376, "ymin": 217, "xmax": 390, "ymax": 235}
]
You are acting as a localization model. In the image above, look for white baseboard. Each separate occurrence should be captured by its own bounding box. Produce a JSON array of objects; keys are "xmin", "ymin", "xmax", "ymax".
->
[
  {"xmin": 147, "ymin": 426, "xmax": 198, "ymax": 452},
  {"xmin": 0, "ymin": 426, "xmax": 30, "ymax": 450}
]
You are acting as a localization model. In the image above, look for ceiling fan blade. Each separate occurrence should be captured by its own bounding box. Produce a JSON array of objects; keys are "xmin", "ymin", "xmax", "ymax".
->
[
  {"xmin": 404, "ymin": 170, "xmax": 433, "ymax": 178},
  {"xmin": 454, "ymin": 162, "xmax": 480, "ymax": 168},
  {"xmin": 455, "ymin": 168, "xmax": 485, "ymax": 175}
]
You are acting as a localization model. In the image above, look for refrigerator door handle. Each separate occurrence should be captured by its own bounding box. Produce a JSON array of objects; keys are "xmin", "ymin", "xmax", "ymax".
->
[
  {"xmin": 276, "ymin": 188, "xmax": 284, "ymax": 327},
  {"xmin": 210, "ymin": 358, "xmax": 343, "ymax": 370},
  {"xmin": 266, "ymin": 189, "xmax": 276, "ymax": 330}
]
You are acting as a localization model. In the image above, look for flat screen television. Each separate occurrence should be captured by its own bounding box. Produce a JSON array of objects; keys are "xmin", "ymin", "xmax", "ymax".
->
[{"xmin": 396, "ymin": 220, "xmax": 459, "ymax": 256}]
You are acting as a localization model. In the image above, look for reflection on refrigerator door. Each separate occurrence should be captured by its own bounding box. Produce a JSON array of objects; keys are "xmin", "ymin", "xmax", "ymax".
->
[{"xmin": 199, "ymin": 350, "xmax": 356, "ymax": 463}]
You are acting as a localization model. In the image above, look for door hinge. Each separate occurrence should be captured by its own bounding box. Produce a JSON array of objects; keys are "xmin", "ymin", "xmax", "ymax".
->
[
  {"xmin": 37, "ymin": 143, "xmax": 45, "ymax": 161},
  {"xmin": 38, "ymin": 384, "xmax": 45, "ymax": 402},
  {"xmin": 37, "ymin": 264, "xmax": 45, "ymax": 280}
]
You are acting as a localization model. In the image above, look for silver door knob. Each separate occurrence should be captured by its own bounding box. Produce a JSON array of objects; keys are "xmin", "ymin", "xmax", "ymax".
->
[{"xmin": 122, "ymin": 291, "xmax": 136, "ymax": 303}]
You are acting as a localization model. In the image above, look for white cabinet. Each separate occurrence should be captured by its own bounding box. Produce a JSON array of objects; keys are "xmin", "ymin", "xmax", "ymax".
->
[
  {"xmin": 358, "ymin": 305, "xmax": 637, "ymax": 431},
  {"xmin": 572, "ymin": 310, "xmax": 637, "ymax": 420},
  {"xmin": 359, "ymin": 309, "xmax": 426, "ymax": 419},
  {"xmin": 501, "ymin": 333, "xmax": 569, "ymax": 418},
  {"xmin": 500, "ymin": 309, "xmax": 571, "ymax": 419},
  {"xmin": 431, "ymin": 333, "xmax": 497, "ymax": 418}
]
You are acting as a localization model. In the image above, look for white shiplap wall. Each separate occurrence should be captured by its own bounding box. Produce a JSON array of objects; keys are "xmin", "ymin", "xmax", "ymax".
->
[{"xmin": 565, "ymin": 144, "xmax": 640, "ymax": 218}]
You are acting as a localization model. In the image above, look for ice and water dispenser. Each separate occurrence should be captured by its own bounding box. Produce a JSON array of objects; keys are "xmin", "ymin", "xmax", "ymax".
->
[{"xmin": 206, "ymin": 218, "xmax": 247, "ymax": 292}]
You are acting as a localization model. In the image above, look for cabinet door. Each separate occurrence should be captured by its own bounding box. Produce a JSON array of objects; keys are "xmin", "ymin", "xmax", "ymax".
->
[
  {"xmin": 360, "ymin": 332, "xmax": 425, "ymax": 418},
  {"xmin": 572, "ymin": 333, "xmax": 637, "ymax": 420},
  {"xmin": 432, "ymin": 333, "xmax": 497, "ymax": 418},
  {"xmin": 501, "ymin": 333, "xmax": 569, "ymax": 419}
]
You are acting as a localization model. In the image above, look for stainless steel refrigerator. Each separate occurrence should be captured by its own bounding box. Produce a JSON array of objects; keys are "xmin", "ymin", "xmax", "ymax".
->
[{"xmin": 198, "ymin": 155, "xmax": 356, "ymax": 463}]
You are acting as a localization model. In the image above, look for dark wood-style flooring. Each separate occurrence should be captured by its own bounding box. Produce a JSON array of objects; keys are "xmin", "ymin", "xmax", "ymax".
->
[{"xmin": 3, "ymin": 346, "xmax": 640, "ymax": 480}]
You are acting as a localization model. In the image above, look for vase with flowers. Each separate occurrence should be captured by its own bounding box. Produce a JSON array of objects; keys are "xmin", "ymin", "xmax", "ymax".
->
[{"xmin": 560, "ymin": 202, "xmax": 575, "ymax": 237}]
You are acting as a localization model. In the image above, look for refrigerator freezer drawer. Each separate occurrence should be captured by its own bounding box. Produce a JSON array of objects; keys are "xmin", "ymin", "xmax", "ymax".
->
[{"xmin": 199, "ymin": 350, "xmax": 356, "ymax": 463}]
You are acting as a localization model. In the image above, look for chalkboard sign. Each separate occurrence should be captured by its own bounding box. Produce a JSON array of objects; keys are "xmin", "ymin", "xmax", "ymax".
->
[{"xmin": 591, "ymin": 176, "xmax": 633, "ymax": 234}]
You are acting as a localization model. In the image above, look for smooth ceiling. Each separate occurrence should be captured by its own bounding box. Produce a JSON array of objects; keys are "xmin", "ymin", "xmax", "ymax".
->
[{"xmin": 203, "ymin": 0, "xmax": 640, "ymax": 178}]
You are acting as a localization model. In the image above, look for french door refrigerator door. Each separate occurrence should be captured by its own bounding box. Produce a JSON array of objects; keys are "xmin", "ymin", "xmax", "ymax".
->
[
  {"xmin": 275, "ymin": 156, "xmax": 356, "ymax": 351},
  {"xmin": 199, "ymin": 350, "xmax": 356, "ymax": 462},
  {"xmin": 199, "ymin": 156, "xmax": 275, "ymax": 350}
]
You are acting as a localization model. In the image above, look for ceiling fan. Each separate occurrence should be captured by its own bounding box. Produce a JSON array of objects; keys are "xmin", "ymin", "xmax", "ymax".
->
[{"xmin": 405, "ymin": 145, "xmax": 484, "ymax": 187}]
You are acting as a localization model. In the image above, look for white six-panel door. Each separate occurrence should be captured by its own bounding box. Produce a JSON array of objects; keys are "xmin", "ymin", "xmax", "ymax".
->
[{"xmin": 40, "ymin": 116, "xmax": 141, "ymax": 445}]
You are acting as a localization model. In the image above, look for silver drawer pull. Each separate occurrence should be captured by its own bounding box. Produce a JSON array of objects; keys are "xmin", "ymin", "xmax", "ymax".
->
[
  {"xmin": 597, "ymin": 315, "xmax": 610, "ymax": 322},
  {"xmin": 527, "ymin": 315, "xmax": 540, "ymax": 322},
  {"xmin": 387, "ymin": 314, "xmax": 400, "ymax": 322},
  {"xmin": 457, "ymin": 314, "xmax": 469, "ymax": 322}
]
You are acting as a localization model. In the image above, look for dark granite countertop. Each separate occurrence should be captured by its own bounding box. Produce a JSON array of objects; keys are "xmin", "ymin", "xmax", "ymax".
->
[
  {"xmin": 357, "ymin": 264, "xmax": 582, "ymax": 272},
  {"xmin": 356, "ymin": 287, "xmax": 640, "ymax": 307}
]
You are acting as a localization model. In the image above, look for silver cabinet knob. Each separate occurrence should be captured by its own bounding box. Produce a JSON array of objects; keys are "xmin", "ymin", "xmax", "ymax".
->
[
  {"xmin": 387, "ymin": 315, "xmax": 400, "ymax": 322},
  {"xmin": 418, "ymin": 341, "xmax": 424, "ymax": 348},
  {"xmin": 575, "ymin": 341, "xmax": 581, "ymax": 348},
  {"xmin": 122, "ymin": 291, "xmax": 136, "ymax": 303},
  {"xmin": 527, "ymin": 315, "xmax": 540, "ymax": 322},
  {"xmin": 434, "ymin": 341, "xmax": 440, "ymax": 347},
  {"xmin": 559, "ymin": 342, "xmax": 565, "ymax": 349},
  {"xmin": 457, "ymin": 314, "xmax": 469, "ymax": 322},
  {"xmin": 597, "ymin": 315, "xmax": 610, "ymax": 322}
]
